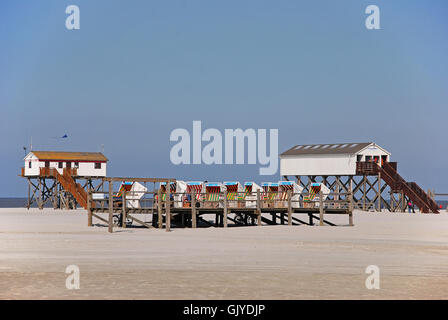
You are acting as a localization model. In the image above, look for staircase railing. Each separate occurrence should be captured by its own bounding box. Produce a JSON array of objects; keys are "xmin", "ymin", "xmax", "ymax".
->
[
  {"xmin": 40, "ymin": 167, "xmax": 89, "ymax": 209},
  {"xmin": 355, "ymin": 161, "xmax": 439, "ymax": 213},
  {"xmin": 381, "ymin": 162, "xmax": 438, "ymax": 213}
]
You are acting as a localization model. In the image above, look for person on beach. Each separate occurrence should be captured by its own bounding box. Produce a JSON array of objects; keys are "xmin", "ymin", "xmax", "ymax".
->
[{"xmin": 408, "ymin": 201, "xmax": 415, "ymax": 213}]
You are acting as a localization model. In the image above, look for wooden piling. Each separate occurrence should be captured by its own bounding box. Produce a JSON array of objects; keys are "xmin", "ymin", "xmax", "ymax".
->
[
  {"xmin": 87, "ymin": 189, "xmax": 92, "ymax": 227},
  {"xmin": 349, "ymin": 181, "xmax": 354, "ymax": 226},
  {"xmin": 192, "ymin": 190, "xmax": 197, "ymax": 228},
  {"xmin": 108, "ymin": 181, "xmax": 113, "ymax": 233},
  {"xmin": 157, "ymin": 189, "xmax": 162, "ymax": 229},
  {"xmin": 223, "ymin": 190, "xmax": 228, "ymax": 228},
  {"xmin": 363, "ymin": 175, "xmax": 367, "ymax": 211},
  {"xmin": 319, "ymin": 190, "xmax": 324, "ymax": 226},
  {"xmin": 52, "ymin": 184, "xmax": 57, "ymax": 209},
  {"xmin": 38, "ymin": 178, "xmax": 43, "ymax": 210},
  {"xmin": 377, "ymin": 172, "xmax": 381, "ymax": 212},
  {"xmin": 256, "ymin": 190, "xmax": 261, "ymax": 226},
  {"xmin": 122, "ymin": 188, "xmax": 126, "ymax": 228},
  {"xmin": 287, "ymin": 190, "xmax": 292, "ymax": 226},
  {"xmin": 101, "ymin": 181, "xmax": 104, "ymax": 209},
  {"xmin": 166, "ymin": 183, "xmax": 171, "ymax": 232},
  {"xmin": 27, "ymin": 178, "xmax": 31, "ymax": 210}
]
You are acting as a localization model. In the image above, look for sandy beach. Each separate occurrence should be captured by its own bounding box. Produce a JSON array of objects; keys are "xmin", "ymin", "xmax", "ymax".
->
[{"xmin": 0, "ymin": 208, "xmax": 447, "ymax": 300}]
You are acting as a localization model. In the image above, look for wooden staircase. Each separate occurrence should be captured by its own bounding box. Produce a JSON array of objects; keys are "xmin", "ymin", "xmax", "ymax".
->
[
  {"xmin": 41, "ymin": 168, "xmax": 91, "ymax": 209},
  {"xmin": 356, "ymin": 161, "xmax": 439, "ymax": 213}
]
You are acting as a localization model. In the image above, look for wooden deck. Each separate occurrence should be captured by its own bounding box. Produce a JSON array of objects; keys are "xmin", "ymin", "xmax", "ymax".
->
[{"xmin": 87, "ymin": 180, "xmax": 354, "ymax": 232}]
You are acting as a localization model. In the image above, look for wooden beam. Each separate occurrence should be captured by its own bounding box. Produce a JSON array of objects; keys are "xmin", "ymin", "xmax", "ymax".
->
[
  {"xmin": 92, "ymin": 212, "xmax": 109, "ymax": 224},
  {"xmin": 105, "ymin": 177, "xmax": 175, "ymax": 183},
  {"xmin": 311, "ymin": 214, "xmax": 336, "ymax": 226},
  {"xmin": 127, "ymin": 214, "xmax": 152, "ymax": 229}
]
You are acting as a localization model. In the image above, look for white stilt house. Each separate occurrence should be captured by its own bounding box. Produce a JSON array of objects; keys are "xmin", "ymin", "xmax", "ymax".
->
[
  {"xmin": 280, "ymin": 142, "xmax": 391, "ymax": 177},
  {"xmin": 23, "ymin": 151, "xmax": 108, "ymax": 177}
]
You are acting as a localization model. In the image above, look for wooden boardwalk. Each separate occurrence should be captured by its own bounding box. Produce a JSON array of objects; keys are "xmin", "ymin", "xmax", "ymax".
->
[{"xmin": 86, "ymin": 178, "xmax": 354, "ymax": 233}]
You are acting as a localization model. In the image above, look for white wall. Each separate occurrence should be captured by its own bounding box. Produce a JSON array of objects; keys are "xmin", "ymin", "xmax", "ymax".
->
[
  {"xmin": 24, "ymin": 153, "xmax": 107, "ymax": 177},
  {"xmin": 24, "ymin": 154, "xmax": 40, "ymax": 176},
  {"xmin": 280, "ymin": 144, "xmax": 391, "ymax": 177},
  {"xmin": 77, "ymin": 162, "xmax": 107, "ymax": 177},
  {"xmin": 356, "ymin": 145, "xmax": 390, "ymax": 162},
  {"xmin": 280, "ymin": 154, "xmax": 357, "ymax": 176}
]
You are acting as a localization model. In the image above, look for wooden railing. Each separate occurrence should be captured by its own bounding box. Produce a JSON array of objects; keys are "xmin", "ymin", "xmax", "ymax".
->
[
  {"xmin": 90, "ymin": 190, "xmax": 353, "ymax": 211},
  {"xmin": 356, "ymin": 161, "xmax": 380, "ymax": 175},
  {"xmin": 357, "ymin": 161, "xmax": 439, "ymax": 213},
  {"xmin": 39, "ymin": 167, "xmax": 78, "ymax": 177}
]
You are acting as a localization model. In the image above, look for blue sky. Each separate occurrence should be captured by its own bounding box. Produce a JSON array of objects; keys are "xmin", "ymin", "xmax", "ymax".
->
[{"xmin": 1, "ymin": 0, "xmax": 447, "ymax": 196}]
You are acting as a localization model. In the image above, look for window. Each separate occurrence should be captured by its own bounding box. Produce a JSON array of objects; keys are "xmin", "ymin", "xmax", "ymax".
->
[
  {"xmin": 74, "ymin": 162, "xmax": 79, "ymax": 168},
  {"xmin": 66, "ymin": 161, "xmax": 71, "ymax": 169},
  {"xmin": 94, "ymin": 162, "xmax": 101, "ymax": 169},
  {"xmin": 45, "ymin": 161, "xmax": 50, "ymax": 168},
  {"xmin": 28, "ymin": 161, "xmax": 32, "ymax": 168},
  {"xmin": 357, "ymin": 155, "xmax": 363, "ymax": 162},
  {"xmin": 58, "ymin": 162, "xmax": 63, "ymax": 169}
]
